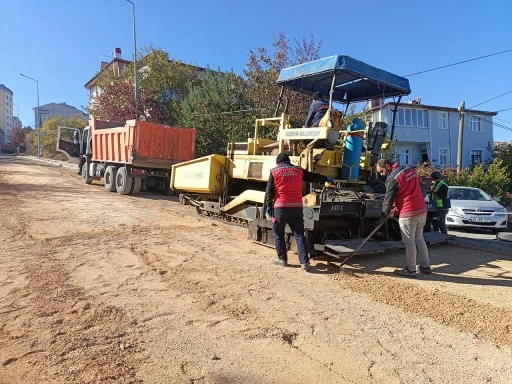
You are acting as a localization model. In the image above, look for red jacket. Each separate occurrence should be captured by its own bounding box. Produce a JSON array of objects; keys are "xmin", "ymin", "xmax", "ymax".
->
[
  {"xmin": 382, "ymin": 163, "xmax": 426, "ymax": 218},
  {"xmin": 265, "ymin": 162, "xmax": 328, "ymax": 209}
]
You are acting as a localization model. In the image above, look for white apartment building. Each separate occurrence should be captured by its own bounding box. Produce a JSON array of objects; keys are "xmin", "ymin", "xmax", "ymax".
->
[
  {"xmin": 370, "ymin": 99, "xmax": 497, "ymax": 168},
  {"xmin": 0, "ymin": 84, "xmax": 14, "ymax": 144}
]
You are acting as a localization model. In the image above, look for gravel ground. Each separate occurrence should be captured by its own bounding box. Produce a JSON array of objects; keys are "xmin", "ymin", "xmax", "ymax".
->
[{"xmin": 1, "ymin": 155, "xmax": 511, "ymax": 384}]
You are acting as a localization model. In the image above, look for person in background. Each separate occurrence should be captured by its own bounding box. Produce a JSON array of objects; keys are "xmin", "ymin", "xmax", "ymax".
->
[
  {"xmin": 304, "ymin": 92, "xmax": 329, "ymax": 127},
  {"xmin": 265, "ymin": 153, "xmax": 332, "ymax": 271},
  {"xmin": 376, "ymin": 158, "xmax": 431, "ymax": 277},
  {"xmin": 430, "ymin": 171, "xmax": 450, "ymax": 234}
]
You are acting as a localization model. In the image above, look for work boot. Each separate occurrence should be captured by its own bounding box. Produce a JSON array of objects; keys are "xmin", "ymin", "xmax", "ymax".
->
[
  {"xmin": 300, "ymin": 263, "xmax": 310, "ymax": 272},
  {"xmin": 271, "ymin": 258, "xmax": 287, "ymax": 267}
]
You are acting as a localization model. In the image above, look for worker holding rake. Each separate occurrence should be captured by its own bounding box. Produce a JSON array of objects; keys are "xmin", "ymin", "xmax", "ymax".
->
[{"xmin": 376, "ymin": 158, "xmax": 432, "ymax": 277}]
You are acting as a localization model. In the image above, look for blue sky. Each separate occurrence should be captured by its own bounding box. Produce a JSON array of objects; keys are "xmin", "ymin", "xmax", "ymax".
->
[{"xmin": 2, "ymin": 0, "xmax": 511, "ymax": 141}]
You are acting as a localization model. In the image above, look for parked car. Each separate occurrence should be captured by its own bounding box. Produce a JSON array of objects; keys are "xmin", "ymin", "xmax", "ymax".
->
[{"xmin": 446, "ymin": 186, "xmax": 508, "ymax": 233}]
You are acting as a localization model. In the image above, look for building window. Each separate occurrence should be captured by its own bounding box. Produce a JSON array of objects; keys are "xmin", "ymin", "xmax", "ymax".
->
[
  {"xmin": 397, "ymin": 107, "xmax": 428, "ymax": 128},
  {"xmin": 470, "ymin": 149, "xmax": 483, "ymax": 165},
  {"xmin": 438, "ymin": 112, "xmax": 448, "ymax": 129},
  {"xmin": 394, "ymin": 148, "xmax": 411, "ymax": 165},
  {"xmin": 439, "ymin": 148, "xmax": 449, "ymax": 167},
  {"xmin": 469, "ymin": 116, "xmax": 482, "ymax": 132}
]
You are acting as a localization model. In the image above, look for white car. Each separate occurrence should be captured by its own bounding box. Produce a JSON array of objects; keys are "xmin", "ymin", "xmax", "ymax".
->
[{"xmin": 446, "ymin": 186, "xmax": 508, "ymax": 233}]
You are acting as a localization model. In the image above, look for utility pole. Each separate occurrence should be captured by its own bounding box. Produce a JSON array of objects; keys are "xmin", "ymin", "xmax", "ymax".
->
[
  {"xmin": 20, "ymin": 73, "xmax": 41, "ymax": 157},
  {"xmin": 125, "ymin": 0, "xmax": 138, "ymax": 118},
  {"xmin": 457, "ymin": 101, "xmax": 465, "ymax": 173}
]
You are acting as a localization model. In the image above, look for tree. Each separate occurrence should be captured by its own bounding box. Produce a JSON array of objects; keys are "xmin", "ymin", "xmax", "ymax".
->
[
  {"xmin": 89, "ymin": 81, "xmax": 146, "ymax": 122},
  {"xmin": 244, "ymin": 32, "xmax": 323, "ymax": 127},
  {"xmin": 10, "ymin": 121, "xmax": 26, "ymax": 154},
  {"xmin": 24, "ymin": 128, "xmax": 36, "ymax": 155},
  {"xmin": 39, "ymin": 116, "xmax": 88, "ymax": 157},
  {"xmin": 490, "ymin": 142, "xmax": 512, "ymax": 193},
  {"xmin": 136, "ymin": 46, "xmax": 195, "ymax": 125},
  {"xmin": 178, "ymin": 70, "xmax": 252, "ymax": 156},
  {"xmin": 89, "ymin": 46, "xmax": 195, "ymax": 125},
  {"xmin": 442, "ymin": 159, "xmax": 510, "ymax": 201}
]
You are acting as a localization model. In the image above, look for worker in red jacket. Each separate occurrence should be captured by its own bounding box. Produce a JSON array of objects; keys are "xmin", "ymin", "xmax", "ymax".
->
[
  {"xmin": 265, "ymin": 153, "xmax": 332, "ymax": 271},
  {"xmin": 376, "ymin": 158, "xmax": 431, "ymax": 277}
]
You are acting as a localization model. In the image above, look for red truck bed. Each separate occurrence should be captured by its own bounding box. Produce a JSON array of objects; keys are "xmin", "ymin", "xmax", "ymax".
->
[{"xmin": 90, "ymin": 118, "xmax": 196, "ymax": 167}]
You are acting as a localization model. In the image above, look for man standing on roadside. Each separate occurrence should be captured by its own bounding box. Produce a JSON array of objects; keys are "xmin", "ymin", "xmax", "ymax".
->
[
  {"xmin": 430, "ymin": 171, "xmax": 450, "ymax": 235},
  {"xmin": 376, "ymin": 158, "xmax": 431, "ymax": 277},
  {"xmin": 265, "ymin": 153, "xmax": 332, "ymax": 271}
]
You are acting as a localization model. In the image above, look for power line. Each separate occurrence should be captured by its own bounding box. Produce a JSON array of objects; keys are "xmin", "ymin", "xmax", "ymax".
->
[
  {"xmin": 494, "ymin": 116, "xmax": 512, "ymax": 125},
  {"xmin": 494, "ymin": 107, "xmax": 512, "ymax": 113},
  {"xmin": 403, "ymin": 49, "xmax": 512, "ymax": 77},
  {"xmin": 468, "ymin": 90, "xmax": 512, "ymax": 109},
  {"xmin": 463, "ymin": 111, "xmax": 512, "ymax": 132}
]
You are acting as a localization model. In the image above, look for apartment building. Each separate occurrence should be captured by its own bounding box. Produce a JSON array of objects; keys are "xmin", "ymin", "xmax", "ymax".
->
[
  {"xmin": 0, "ymin": 84, "xmax": 14, "ymax": 144},
  {"xmin": 369, "ymin": 100, "xmax": 497, "ymax": 168},
  {"xmin": 84, "ymin": 48, "xmax": 131, "ymax": 111},
  {"xmin": 34, "ymin": 102, "xmax": 88, "ymax": 126}
]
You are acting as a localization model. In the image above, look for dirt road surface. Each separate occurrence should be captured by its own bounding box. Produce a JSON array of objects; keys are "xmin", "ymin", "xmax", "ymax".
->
[{"xmin": 1, "ymin": 155, "xmax": 511, "ymax": 384}]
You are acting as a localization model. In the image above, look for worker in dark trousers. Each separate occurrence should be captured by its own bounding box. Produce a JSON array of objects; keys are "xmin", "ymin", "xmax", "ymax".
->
[
  {"xmin": 430, "ymin": 171, "xmax": 450, "ymax": 234},
  {"xmin": 265, "ymin": 153, "xmax": 332, "ymax": 271},
  {"xmin": 305, "ymin": 92, "xmax": 329, "ymax": 127}
]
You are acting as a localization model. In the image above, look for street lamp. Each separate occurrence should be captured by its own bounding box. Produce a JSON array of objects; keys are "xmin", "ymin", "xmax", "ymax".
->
[
  {"xmin": 20, "ymin": 73, "xmax": 40, "ymax": 157},
  {"xmin": 125, "ymin": 0, "xmax": 138, "ymax": 118}
]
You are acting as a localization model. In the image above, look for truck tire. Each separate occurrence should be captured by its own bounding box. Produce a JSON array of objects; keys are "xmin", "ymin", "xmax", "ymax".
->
[
  {"xmin": 160, "ymin": 178, "xmax": 173, "ymax": 195},
  {"xmin": 81, "ymin": 163, "xmax": 93, "ymax": 184},
  {"xmin": 130, "ymin": 177, "xmax": 142, "ymax": 195},
  {"xmin": 115, "ymin": 167, "xmax": 133, "ymax": 195},
  {"xmin": 104, "ymin": 166, "xmax": 117, "ymax": 192}
]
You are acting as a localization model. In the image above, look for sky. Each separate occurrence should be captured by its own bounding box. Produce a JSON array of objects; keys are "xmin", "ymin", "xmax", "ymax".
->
[{"xmin": 1, "ymin": 0, "xmax": 511, "ymax": 142}]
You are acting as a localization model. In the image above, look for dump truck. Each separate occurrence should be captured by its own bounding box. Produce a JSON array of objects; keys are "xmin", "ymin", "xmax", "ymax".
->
[
  {"xmin": 57, "ymin": 118, "xmax": 196, "ymax": 195},
  {"xmin": 170, "ymin": 55, "xmax": 451, "ymax": 261}
]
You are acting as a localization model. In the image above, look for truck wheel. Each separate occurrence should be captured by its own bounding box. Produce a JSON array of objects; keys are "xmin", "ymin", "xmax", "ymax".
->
[
  {"xmin": 130, "ymin": 178, "xmax": 142, "ymax": 195},
  {"xmin": 81, "ymin": 163, "xmax": 93, "ymax": 184},
  {"xmin": 104, "ymin": 166, "xmax": 118, "ymax": 192},
  {"xmin": 160, "ymin": 178, "xmax": 173, "ymax": 195},
  {"xmin": 115, "ymin": 167, "xmax": 133, "ymax": 195}
]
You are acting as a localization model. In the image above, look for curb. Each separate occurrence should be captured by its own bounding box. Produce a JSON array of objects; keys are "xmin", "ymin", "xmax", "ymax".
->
[{"xmin": 16, "ymin": 155, "xmax": 77, "ymax": 171}]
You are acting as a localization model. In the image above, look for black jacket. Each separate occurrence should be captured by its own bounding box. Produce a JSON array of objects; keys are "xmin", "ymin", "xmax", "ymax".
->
[{"xmin": 305, "ymin": 98, "xmax": 329, "ymax": 127}]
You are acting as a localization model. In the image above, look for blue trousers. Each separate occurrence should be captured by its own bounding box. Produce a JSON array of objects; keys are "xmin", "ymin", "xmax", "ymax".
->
[{"xmin": 272, "ymin": 207, "xmax": 309, "ymax": 264}]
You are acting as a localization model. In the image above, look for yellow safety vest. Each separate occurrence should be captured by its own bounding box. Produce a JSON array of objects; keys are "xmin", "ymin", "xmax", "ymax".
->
[{"xmin": 433, "ymin": 180, "xmax": 448, "ymax": 208}]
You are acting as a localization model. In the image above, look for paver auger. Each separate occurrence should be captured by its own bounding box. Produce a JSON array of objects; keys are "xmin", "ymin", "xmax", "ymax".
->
[{"xmin": 171, "ymin": 55, "xmax": 451, "ymax": 260}]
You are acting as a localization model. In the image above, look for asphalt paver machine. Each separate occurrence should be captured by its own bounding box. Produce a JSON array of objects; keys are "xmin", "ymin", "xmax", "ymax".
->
[{"xmin": 171, "ymin": 55, "xmax": 450, "ymax": 259}]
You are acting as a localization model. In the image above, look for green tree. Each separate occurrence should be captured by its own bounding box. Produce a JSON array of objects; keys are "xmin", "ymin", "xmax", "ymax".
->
[
  {"xmin": 443, "ymin": 159, "xmax": 510, "ymax": 200},
  {"xmin": 178, "ymin": 70, "xmax": 252, "ymax": 157},
  {"xmin": 244, "ymin": 32, "xmax": 323, "ymax": 126},
  {"xmin": 24, "ymin": 127, "xmax": 36, "ymax": 155},
  {"xmin": 136, "ymin": 46, "xmax": 195, "ymax": 125},
  {"xmin": 89, "ymin": 46, "xmax": 196, "ymax": 125},
  {"xmin": 40, "ymin": 116, "xmax": 88, "ymax": 157},
  {"xmin": 490, "ymin": 142, "xmax": 512, "ymax": 193}
]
